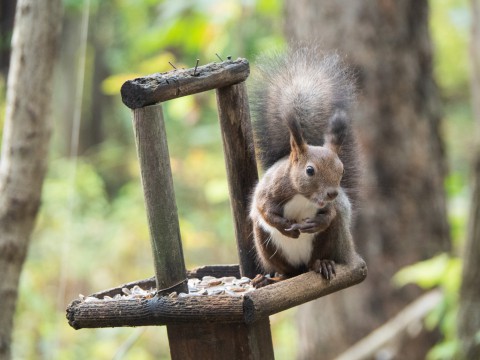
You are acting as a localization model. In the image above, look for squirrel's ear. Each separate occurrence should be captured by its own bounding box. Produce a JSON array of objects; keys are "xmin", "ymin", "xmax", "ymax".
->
[
  {"xmin": 325, "ymin": 134, "xmax": 341, "ymax": 154},
  {"xmin": 325, "ymin": 110, "xmax": 348, "ymax": 155},
  {"xmin": 287, "ymin": 116, "xmax": 307, "ymax": 162}
]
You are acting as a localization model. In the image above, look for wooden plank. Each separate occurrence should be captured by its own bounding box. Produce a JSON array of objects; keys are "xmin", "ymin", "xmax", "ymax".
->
[
  {"xmin": 66, "ymin": 257, "xmax": 366, "ymax": 329},
  {"xmin": 121, "ymin": 59, "xmax": 250, "ymax": 109},
  {"xmin": 132, "ymin": 104, "xmax": 188, "ymax": 294},
  {"xmin": 243, "ymin": 255, "xmax": 367, "ymax": 324},
  {"xmin": 67, "ymin": 295, "xmax": 244, "ymax": 330},
  {"xmin": 167, "ymin": 319, "xmax": 274, "ymax": 360},
  {"xmin": 188, "ymin": 264, "xmax": 241, "ymax": 279},
  {"xmin": 216, "ymin": 82, "xmax": 260, "ymax": 279}
]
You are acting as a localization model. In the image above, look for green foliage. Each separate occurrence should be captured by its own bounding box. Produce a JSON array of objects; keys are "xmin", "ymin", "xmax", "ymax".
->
[
  {"xmin": 394, "ymin": 254, "xmax": 463, "ymax": 359},
  {"xmin": 430, "ymin": 0, "xmax": 471, "ymax": 99},
  {"xmin": 394, "ymin": 254, "xmax": 458, "ymax": 290}
]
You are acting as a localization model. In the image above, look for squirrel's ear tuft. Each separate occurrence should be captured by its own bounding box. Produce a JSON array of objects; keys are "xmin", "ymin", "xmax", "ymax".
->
[
  {"xmin": 287, "ymin": 116, "xmax": 307, "ymax": 161},
  {"xmin": 325, "ymin": 110, "xmax": 349, "ymax": 154}
]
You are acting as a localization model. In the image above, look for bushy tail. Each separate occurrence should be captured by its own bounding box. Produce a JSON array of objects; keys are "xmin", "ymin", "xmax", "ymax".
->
[
  {"xmin": 249, "ymin": 45, "xmax": 359, "ymax": 201},
  {"xmin": 249, "ymin": 46, "xmax": 355, "ymax": 169}
]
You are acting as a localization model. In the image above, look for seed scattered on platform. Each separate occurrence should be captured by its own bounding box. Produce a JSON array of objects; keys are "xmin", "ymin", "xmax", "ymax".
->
[
  {"xmin": 78, "ymin": 275, "xmax": 256, "ymax": 302},
  {"xmin": 122, "ymin": 287, "xmax": 131, "ymax": 295}
]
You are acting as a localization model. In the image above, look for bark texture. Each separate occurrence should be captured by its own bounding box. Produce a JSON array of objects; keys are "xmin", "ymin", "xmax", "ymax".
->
[
  {"xmin": 121, "ymin": 59, "xmax": 249, "ymax": 109},
  {"xmin": 284, "ymin": 1, "xmax": 450, "ymax": 359},
  {"xmin": 216, "ymin": 83, "xmax": 260, "ymax": 278},
  {"xmin": 458, "ymin": 0, "xmax": 480, "ymax": 357},
  {"xmin": 0, "ymin": 0, "xmax": 61, "ymax": 358},
  {"xmin": 167, "ymin": 321, "xmax": 274, "ymax": 360},
  {"xmin": 132, "ymin": 105, "xmax": 188, "ymax": 293},
  {"xmin": 65, "ymin": 258, "xmax": 366, "ymax": 329}
]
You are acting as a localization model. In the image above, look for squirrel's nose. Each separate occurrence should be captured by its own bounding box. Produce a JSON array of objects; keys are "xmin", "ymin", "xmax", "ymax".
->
[{"xmin": 327, "ymin": 190, "xmax": 338, "ymax": 201}]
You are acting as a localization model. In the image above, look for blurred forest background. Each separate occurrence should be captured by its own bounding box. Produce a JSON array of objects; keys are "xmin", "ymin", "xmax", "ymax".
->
[{"xmin": 0, "ymin": 0, "xmax": 478, "ymax": 359}]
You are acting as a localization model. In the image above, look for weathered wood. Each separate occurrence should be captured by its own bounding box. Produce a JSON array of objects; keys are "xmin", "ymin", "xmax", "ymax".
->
[
  {"xmin": 216, "ymin": 83, "xmax": 260, "ymax": 279},
  {"xmin": 188, "ymin": 264, "xmax": 241, "ymax": 279},
  {"xmin": 66, "ymin": 257, "xmax": 366, "ymax": 329},
  {"xmin": 89, "ymin": 265, "xmax": 241, "ymax": 299},
  {"xmin": 243, "ymin": 256, "xmax": 367, "ymax": 324},
  {"xmin": 66, "ymin": 295, "xmax": 244, "ymax": 330},
  {"xmin": 167, "ymin": 319, "xmax": 274, "ymax": 360},
  {"xmin": 121, "ymin": 59, "xmax": 250, "ymax": 109},
  {"xmin": 132, "ymin": 104, "xmax": 187, "ymax": 293}
]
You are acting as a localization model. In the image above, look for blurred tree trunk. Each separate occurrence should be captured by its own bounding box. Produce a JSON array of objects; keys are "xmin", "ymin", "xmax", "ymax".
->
[
  {"xmin": 285, "ymin": 1, "xmax": 451, "ymax": 359},
  {"xmin": 83, "ymin": 30, "xmax": 108, "ymax": 151},
  {"xmin": 54, "ymin": 12, "xmax": 84, "ymax": 156},
  {"xmin": 54, "ymin": 3, "xmax": 110, "ymax": 157},
  {"xmin": 0, "ymin": 0, "xmax": 16, "ymax": 79},
  {"xmin": 458, "ymin": 0, "xmax": 480, "ymax": 358},
  {"xmin": 0, "ymin": 0, "xmax": 61, "ymax": 358},
  {"xmin": 80, "ymin": 5, "xmax": 111, "ymax": 153}
]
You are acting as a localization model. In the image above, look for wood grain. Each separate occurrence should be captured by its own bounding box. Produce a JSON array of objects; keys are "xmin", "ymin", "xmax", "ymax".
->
[
  {"xmin": 66, "ymin": 257, "xmax": 366, "ymax": 329},
  {"xmin": 243, "ymin": 255, "xmax": 367, "ymax": 324},
  {"xmin": 216, "ymin": 83, "xmax": 260, "ymax": 279},
  {"xmin": 132, "ymin": 104, "xmax": 187, "ymax": 293},
  {"xmin": 121, "ymin": 59, "xmax": 250, "ymax": 109},
  {"xmin": 67, "ymin": 295, "xmax": 244, "ymax": 329},
  {"xmin": 167, "ymin": 319, "xmax": 274, "ymax": 360}
]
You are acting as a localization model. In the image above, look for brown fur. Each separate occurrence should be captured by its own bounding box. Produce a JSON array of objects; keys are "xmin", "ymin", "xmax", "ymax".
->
[{"xmin": 249, "ymin": 47, "xmax": 359, "ymax": 285}]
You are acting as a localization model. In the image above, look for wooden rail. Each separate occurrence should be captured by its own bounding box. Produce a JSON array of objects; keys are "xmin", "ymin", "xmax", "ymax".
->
[
  {"xmin": 121, "ymin": 59, "xmax": 249, "ymax": 109},
  {"xmin": 67, "ymin": 257, "xmax": 366, "ymax": 329}
]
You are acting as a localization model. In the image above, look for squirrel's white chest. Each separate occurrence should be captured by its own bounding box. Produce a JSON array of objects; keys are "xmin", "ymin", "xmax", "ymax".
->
[
  {"xmin": 260, "ymin": 195, "xmax": 319, "ymax": 267},
  {"xmin": 283, "ymin": 194, "xmax": 319, "ymax": 222}
]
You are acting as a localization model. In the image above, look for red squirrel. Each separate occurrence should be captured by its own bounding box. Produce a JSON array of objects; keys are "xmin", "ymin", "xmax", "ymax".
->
[{"xmin": 249, "ymin": 47, "xmax": 360, "ymax": 287}]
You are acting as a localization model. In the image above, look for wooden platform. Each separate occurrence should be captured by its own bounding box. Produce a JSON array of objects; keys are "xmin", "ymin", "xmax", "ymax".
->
[{"xmin": 67, "ymin": 256, "xmax": 366, "ymax": 329}]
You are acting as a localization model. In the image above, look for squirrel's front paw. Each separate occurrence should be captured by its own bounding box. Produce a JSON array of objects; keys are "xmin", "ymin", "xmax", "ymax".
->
[
  {"xmin": 281, "ymin": 222, "xmax": 301, "ymax": 238},
  {"xmin": 287, "ymin": 219, "xmax": 327, "ymax": 234},
  {"xmin": 310, "ymin": 259, "xmax": 336, "ymax": 280},
  {"xmin": 299, "ymin": 209, "xmax": 337, "ymax": 233}
]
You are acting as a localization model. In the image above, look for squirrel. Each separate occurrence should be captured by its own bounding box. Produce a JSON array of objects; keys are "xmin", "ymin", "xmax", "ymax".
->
[{"xmin": 249, "ymin": 46, "xmax": 360, "ymax": 287}]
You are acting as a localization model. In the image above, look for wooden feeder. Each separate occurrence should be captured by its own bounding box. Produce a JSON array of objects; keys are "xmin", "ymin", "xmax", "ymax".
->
[{"xmin": 66, "ymin": 58, "xmax": 367, "ymax": 359}]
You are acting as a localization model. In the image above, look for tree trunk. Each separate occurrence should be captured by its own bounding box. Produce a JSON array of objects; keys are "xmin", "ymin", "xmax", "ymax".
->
[
  {"xmin": 80, "ymin": 4, "xmax": 110, "ymax": 154},
  {"xmin": 457, "ymin": 0, "xmax": 480, "ymax": 358},
  {"xmin": 53, "ymin": 12, "xmax": 84, "ymax": 156},
  {"xmin": 0, "ymin": 0, "xmax": 62, "ymax": 359},
  {"xmin": 285, "ymin": 1, "xmax": 450, "ymax": 359}
]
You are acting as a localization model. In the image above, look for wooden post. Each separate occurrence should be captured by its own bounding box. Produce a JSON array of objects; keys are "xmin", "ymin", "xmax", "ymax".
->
[
  {"xmin": 216, "ymin": 83, "xmax": 260, "ymax": 279},
  {"xmin": 167, "ymin": 319, "xmax": 275, "ymax": 360},
  {"xmin": 214, "ymin": 81, "xmax": 274, "ymax": 360},
  {"xmin": 131, "ymin": 104, "xmax": 188, "ymax": 294}
]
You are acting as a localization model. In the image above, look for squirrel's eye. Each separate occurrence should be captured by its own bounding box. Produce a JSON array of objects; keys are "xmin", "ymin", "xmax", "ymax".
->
[{"xmin": 306, "ymin": 166, "xmax": 315, "ymax": 176}]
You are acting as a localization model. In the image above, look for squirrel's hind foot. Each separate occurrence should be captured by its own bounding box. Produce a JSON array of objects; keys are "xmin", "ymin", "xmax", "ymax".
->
[
  {"xmin": 251, "ymin": 273, "xmax": 286, "ymax": 288},
  {"xmin": 310, "ymin": 259, "xmax": 336, "ymax": 280}
]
